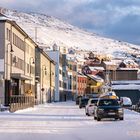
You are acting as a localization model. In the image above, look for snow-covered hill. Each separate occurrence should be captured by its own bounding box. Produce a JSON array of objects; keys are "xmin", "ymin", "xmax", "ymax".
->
[{"xmin": 1, "ymin": 7, "xmax": 140, "ymax": 57}]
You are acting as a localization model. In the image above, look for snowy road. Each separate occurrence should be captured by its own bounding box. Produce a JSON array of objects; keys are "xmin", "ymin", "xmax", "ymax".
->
[{"xmin": 0, "ymin": 101, "xmax": 140, "ymax": 140}]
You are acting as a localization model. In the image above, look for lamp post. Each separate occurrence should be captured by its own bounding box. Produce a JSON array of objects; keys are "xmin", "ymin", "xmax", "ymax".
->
[
  {"xmin": 5, "ymin": 43, "xmax": 14, "ymax": 106},
  {"xmin": 29, "ymin": 57, "xmax": 35, "ymax": 90},
  {"xmin": 41, "ymin": 65, "xmax": 47, "ymax": 104}
]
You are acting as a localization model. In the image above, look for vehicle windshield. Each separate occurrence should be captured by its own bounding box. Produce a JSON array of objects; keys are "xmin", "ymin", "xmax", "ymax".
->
[
  {"xmin": 91, "ymin": 99, "xmax": 98, "ymax": 104},
  {"xmin": 81, "ymin": 98, "xmax": 89, "ymax": 103},
  {"xmin": 98, "ymin": 99, "xmax": 119, "ymax": 106}
]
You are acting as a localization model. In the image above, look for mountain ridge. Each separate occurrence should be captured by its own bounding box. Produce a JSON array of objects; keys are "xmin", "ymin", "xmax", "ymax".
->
[{"xmin": 0, "ymin": 7, "xmax": 140, "ymax": 58}]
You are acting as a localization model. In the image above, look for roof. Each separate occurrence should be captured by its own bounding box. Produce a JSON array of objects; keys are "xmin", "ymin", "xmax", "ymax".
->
[
  {"xmin": 118, "ymin": 68, "xmax": 139, "ymax": 70},
  {"xmin": 89, "ymin": 66, "xmax": 104, "ymax": 71},
  {"xmin": 111, "ymin": 80, "xmax": 140, "ymax": 90},
  {"xmin": 87, "ymin": 74, "xmax": 104, "ymax": 82},
  {"xmin": 103, "ymin": 61, "xmax": 117, "ymax": 65},
  {"xmin": 0, "ymin": 16, "xmax": 37, "ymax": 47},
  {"xmin": 123, "ymin": 59, "xmax": 138, "ymax": 66},
  {"xmin": 112, "ymin": 84, "xmax": 140, "ymax": 90},
  {"xmin": 36, "ymin": 47, "xmax": 56, "ymax": 64},
  {"xmin": 112, "ymin": 80, "xmax": 140, "ymax": 84},
  {"xmin": 78, "ymin": 72, "xmax": 87, "ymax": 78}
]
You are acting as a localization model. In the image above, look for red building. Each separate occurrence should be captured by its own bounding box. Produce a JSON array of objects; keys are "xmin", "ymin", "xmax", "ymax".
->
[{"xmin": 77, "ymin": 73, "xmax": 87, "ymax": 96}]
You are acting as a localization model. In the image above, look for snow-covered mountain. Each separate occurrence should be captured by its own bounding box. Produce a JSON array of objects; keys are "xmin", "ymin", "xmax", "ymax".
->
[{"xmin": 1, "ymin": 7, "xmax": 140, "ymax": 58}]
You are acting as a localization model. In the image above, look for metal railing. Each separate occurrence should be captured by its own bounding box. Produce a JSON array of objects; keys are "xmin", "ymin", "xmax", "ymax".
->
[
  {"xmin": 9, "ymin": 95, "xmax": 35, "ymax": 112},
  {"xmin": 131, "ymin": 105, "xmax": 140, "ymax": 113}
]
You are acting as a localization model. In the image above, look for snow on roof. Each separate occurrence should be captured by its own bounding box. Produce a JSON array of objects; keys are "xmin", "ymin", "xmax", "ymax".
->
[
  {"xmin": 112, "ymin": 80, "xmax": 140, "ymax": 84},
  {"xmin": 0, "ymin": 13, "xmax": 12, "ymax": 21},
  {"xmin": 112, "ymin": 84, "xmax": 140, "ymax": 90},
  {"xmin": 89, "ymin": 66, "xmax": 104, "ymax": 71},
  {"xmin": 111, "ymin": 59, "xmax": 122, "ymax": 64},
  {"xmin": 92, "ymin": 67, "xmax": 104, "ymax": 71},
  {"xmin": 123, "ymin": 59, "xmax": 138, "ymax": 66},
  {"xmin": 0, "ymin": 16, "xmax": 8, "ymax": 20},
  {"xmin": 118, "ymin": 68, "xmax": 139, "ymax": 70},
  {"xmin": 103, "ymin": 61, "xmax": 117, "ymax": 65},
  {"xmin": 66, "ymin": 55, "xmax": 76, "ymax": 61},
  {"xmin": 78, "ymin": 72, "xmax": 87, "ymax": 77},
  {"xmin": 112, "ymin": 80, "xmax": 140, "ymax": 90},
  {"xmin": 76, "ymin": 56, "xmax": 86, "ymax": 62},
  {"xmin": 87, "ymin": 74, "xmax": 104, "ymax": 82}
]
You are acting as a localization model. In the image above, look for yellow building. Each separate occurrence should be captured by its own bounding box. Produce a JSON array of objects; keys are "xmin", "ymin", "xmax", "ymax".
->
[
  {"xmin": 86, "ymin": 74, "xmax": 104, "ymax": 94},
  {"xmin": 35, "ymin": 47, "xmax": 55, "ymax": 104}
]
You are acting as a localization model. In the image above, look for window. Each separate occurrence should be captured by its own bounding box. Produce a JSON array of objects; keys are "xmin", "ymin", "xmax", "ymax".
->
[
  {"xmin": 59, "ymin": 69, "xmax": 62, "ymax": 75},
  {"xmin": 6, "ymin": 28, "xmax": 10, "ymax": 41},
  {"xmin": 13, "ymin": 33, "xmax": 25, "ymax": 51}
]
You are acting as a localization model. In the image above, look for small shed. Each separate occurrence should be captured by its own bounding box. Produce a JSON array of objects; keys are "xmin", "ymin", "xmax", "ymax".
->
[{"xmin": 112, "ymin": 81, "xmax": 140, "ymax": 104}]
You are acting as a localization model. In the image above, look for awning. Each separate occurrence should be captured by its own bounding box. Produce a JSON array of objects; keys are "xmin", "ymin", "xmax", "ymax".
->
[{"xmin": 11, "ymin": 73, "xmax": 32, "ymax": 80}]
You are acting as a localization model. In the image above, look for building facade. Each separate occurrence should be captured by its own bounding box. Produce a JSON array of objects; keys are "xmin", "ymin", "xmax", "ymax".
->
[
  {"xmin": 77, "ymin": 73, "xmax": 87, "ymax": 96},
  {"xmin": 35, "ymin": 47, "xmax": 55, "ymax": 104},
  {"xmin": 46, "ymin": 46, "xmax": 61, "ymax": 102},
  {"xmin": 0, "ymin": 17, "xmax": 37, "ymax": 106}
]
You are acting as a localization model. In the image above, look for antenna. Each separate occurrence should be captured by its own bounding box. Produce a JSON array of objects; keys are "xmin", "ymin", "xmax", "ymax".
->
[{"xmin": 35, "ymin": 27, "xmax": 37, "ymax": 42}]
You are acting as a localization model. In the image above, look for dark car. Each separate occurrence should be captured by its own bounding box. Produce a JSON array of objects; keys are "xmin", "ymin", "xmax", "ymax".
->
[
  {"xmin": 75, "ymin": 96, "xmax": 82, "ymax": 105},
  {"xmin": 94, "ymin": 98, "xmax": 124, "ymax": 121},
  {"xmin": 79, "ymin": 98, "xmax": 89, "ymax": 108}
]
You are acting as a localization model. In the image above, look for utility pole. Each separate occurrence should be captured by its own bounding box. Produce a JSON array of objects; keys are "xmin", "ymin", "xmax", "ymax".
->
[{"xmin": 35, "ymin": 27, "xmax": 38, "ymax": 43}]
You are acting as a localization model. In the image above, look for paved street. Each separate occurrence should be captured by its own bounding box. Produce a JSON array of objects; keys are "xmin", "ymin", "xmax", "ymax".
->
[{"xmin": 0, "ymin": 101, "xmax": 140, "ymax": 140}]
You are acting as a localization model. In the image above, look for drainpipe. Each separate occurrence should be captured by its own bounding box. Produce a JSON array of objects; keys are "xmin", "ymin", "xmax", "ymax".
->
[{"xmin": 50, "ymin": 61, "xmax": 52, "ymax": 103}]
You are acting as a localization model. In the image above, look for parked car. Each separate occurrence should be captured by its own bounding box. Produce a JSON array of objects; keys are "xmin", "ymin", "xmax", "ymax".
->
[
  {"xmin": 79, "ymin": 97, "xmax": 89, "ymax": 108},
  {"xmin": 75, "ymin": 96, "xmax": 82, "ymax": 105},
  {"xmin": 120, "ymin": 97, "xmax": 132, "ymax": 108},
  {"xmin": 94, "ymin": 98, "xmax": 124, "ymax": 121},
  {"xmin": 85, "ymin": 98, "xmax": 98, "ymax": 116}
]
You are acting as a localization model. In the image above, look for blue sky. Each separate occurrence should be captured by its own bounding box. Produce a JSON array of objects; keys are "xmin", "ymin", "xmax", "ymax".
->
[{"xmin": 0, "ymin": 0, "xmax": 140, "ymax": 45}]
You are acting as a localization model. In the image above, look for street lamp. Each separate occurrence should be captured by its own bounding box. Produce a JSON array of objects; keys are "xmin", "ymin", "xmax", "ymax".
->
[
  {"xmin": 29, "ymin": 57, "xmax": 35, "ymax": 74},
  {"xmin": 29, "ymin": 57, "xmax": 35, "ymax": 89},
  {"xmin": 6, "ymin": 43, "xmax": 14, "ymax": 79},
  {"xmin": 5, "ymin": 43, "xmax": 14, "ymax": 106},
  {"xmin": 41, "ymin": 65, "xmax": 47, "ymax": 104}
]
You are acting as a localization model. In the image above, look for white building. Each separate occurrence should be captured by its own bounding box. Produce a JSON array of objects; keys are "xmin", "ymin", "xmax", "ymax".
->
[{"xmin": 45, "ymin": 44, "xmax": 61, "ymax": 101}]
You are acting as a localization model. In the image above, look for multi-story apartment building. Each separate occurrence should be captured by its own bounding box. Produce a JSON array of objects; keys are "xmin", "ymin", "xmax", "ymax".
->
[
  {"xmin": 46, "ymin": 44, "xmax": 79, "ymax": 101},
  {"xmin": 67, "ymin": 58, "xmax": 78, "ymax": 100},
  {"xmin": 0, "ymin": 15, "xmax": 37, "ymax": 106}
]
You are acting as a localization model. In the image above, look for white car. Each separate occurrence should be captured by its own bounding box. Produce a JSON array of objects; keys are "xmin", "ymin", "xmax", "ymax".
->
[
  {"xmin": 120, "ymin": 97, "xmax": 132, "ymax": 107},
  {"xmin": 85, "ymin": 98, "xmax": 98, "ymax": 116}
]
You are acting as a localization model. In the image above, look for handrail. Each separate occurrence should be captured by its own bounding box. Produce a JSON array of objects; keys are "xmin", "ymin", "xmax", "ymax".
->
[{"xmin": 9, "ymin": 95, "xmax": 35, "ymax": 112}]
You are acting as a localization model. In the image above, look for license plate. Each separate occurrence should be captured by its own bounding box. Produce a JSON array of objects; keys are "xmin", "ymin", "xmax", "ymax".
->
[{"xmin": 108, "ymin": 112, "xmax": 115, "ymax": 115}]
